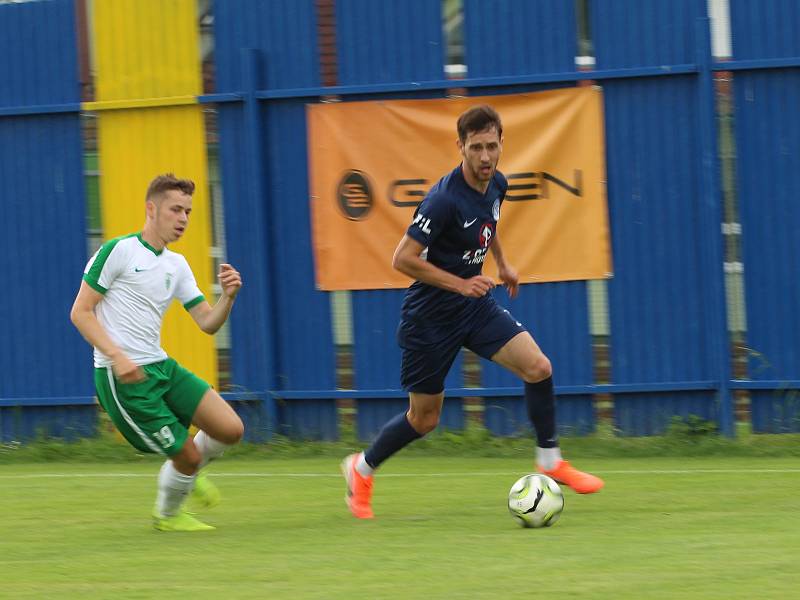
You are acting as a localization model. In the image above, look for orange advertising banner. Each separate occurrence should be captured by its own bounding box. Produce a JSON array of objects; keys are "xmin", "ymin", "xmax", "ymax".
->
[{"xmin": 307, "ymin": 87, "xmax": 611, "ymax": 290}]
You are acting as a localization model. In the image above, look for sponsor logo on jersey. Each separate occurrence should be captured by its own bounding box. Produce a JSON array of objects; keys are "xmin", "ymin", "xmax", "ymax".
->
[
  {"xmin": 479, "ymin": 223, "xmax": 494, "ymax": 248},
  {"xmin": 463, "ymin": 218, "xmax": 477, "ymax": 228},
  {"xmin": 411, "ymin": 211, "xmax": 432, "ymax": 235},
  {"xmin": 462, "ymin": 248, "xmax": 488, "ymax": 265},
  {"xmin": 461, "ymin": 223, "xmax": 496, "ymax": 265}
]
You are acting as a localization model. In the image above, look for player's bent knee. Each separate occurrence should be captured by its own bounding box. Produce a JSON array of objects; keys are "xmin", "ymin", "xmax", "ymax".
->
[
  {"xmin": 408, "ymin": 411, "xmax": 440, "ymax": 435},
  {"xmin": 172, "ymin": 442, "xmax": 203, "ymax": 474},
  {"xmin": 217, "ymin": 415, "xmax": 245, "ymax": 445},
  {"xmin": 522, "ymin": 355, "xmax": 552, "ymax": 383}
]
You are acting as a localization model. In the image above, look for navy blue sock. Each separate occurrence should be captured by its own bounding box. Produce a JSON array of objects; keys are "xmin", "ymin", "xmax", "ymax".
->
[
  {"xmin": 363, "ymin": 412, "xmax": 422, "ymax": 469},
  {"xmin": 525, "ymin": 376, "xmax": 558, "ymax": 448}
]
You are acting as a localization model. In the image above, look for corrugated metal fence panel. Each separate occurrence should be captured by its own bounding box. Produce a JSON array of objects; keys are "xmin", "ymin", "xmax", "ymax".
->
[
  {"xmin": 734, "ymin": 72, "xmax": 800, "ymax": 431},
  {"xmin": 266, "ymin": 100, "xmax": 336, "ymax": 391},
  {"xmin": 729, "ymin": 0, "xmax": 800, "ymax": 60},
  {"xmin": 593, "ymin": 2, "xmax": 719, "ymax": 435},
  {"xmin": 464, "ymin": 0, "xmax": 577, "ymax": 77},
  {"xmin": 216, "ymin": 105, "xmax": 273, "ymax": 393},
  {"xmin": 0, "ymin": 0, "xmax": 92, "ymax": 441},
  {"xmin": 335, "ymin": 0, "xmax": 443, "ymax": 84},
  {"xmin": 730, "ymin": 1, "xmax": 800, "ymax": 432},
  {"xmin": 351, "ymin": 291, "xmax": 403, "ymax": 390},
  {"xmin": 214, "ymin": 0, "xmax": 319, "ymax": 93},
  {"xmin": 0, "ymin": 115, "xmax": 90, "ymax": 399},
  {"xmin": 0, "ymin": 0, "xmax": 78, "ymax": 108},
  {"xmin": 215, "ymin": 0, "xmax": 335, "ymax": 389},
  {"xmin": 215, "ymin": 0, "xmax": 335, "ymax": 439},
  {"xmin": 602, "ymin": 79, "xmax": 720, "ymax": 434},
  {"xmin": 601, "ymin": 78, "xmax": 711, "ymax": 382},
  {"xmin": 1, "ymin": 406, "xmax": 96, "ymax": 443},
  {"xmin": 591, "ymin": 0, "xmax": 701, "ymax": 68},
  {"xmin": 92, "ymin": 0, "xmax": 201, "ymax": 101}
]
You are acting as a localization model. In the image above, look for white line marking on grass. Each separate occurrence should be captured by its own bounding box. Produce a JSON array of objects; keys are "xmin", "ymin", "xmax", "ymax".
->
[{"xmin": 0, "ymin": 468, "xmax": 799, "ymax": 480}]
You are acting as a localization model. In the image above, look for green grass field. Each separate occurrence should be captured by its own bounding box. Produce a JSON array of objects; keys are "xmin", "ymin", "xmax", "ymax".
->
[{"xmin": 1, "ymin": 455, "xmax": 797, "ymax": 599}]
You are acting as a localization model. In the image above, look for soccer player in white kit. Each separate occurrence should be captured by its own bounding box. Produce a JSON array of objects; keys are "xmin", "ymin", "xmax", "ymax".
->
[{"xmin": 71, "ymin": 174, "xmax": 244, "ymax": 531}]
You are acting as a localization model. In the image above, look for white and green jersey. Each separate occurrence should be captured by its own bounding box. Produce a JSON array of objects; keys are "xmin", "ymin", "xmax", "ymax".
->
[{"xmin": 82, "ymin": 232, "xmax": 205, "ymax": 368}]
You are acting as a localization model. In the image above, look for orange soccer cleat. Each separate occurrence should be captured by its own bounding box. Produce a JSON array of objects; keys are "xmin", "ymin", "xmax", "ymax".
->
[
  {"xmin": 539, "ymin": 460, "xmax": 604, "ymax": 494},
  {"xmin": 340, "ymin": 453, "xmax": 374, "ymax": 519}
]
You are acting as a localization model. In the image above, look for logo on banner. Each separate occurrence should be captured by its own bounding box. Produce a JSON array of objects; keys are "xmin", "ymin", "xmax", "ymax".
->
[{"xmin": 337, "ymin": 170, "xmax": 373, "ymax": 220}]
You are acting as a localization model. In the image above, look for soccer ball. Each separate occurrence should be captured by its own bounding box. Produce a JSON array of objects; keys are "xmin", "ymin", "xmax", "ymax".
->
[{"xmin": 508, "ymin": 474, "xmax": 564, "ymax": 528}]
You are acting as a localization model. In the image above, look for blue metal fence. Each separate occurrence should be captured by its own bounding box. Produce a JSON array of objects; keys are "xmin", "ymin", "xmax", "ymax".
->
[
  {"xmin": 729, "ymin": 0, "xmax": 800, "ymax": 432},
  {"xmin": 0, "ymin": 0, "xmax": 93, "ymax": 442},
  {"xmin": 3, "ymin": 0, "xmax": 800, "ymax": 443}
]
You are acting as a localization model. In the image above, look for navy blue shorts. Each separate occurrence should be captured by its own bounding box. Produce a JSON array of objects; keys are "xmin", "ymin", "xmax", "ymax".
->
[{"xmin": 398, "ymin": 299, "xmax": 527, "ymax": 394}]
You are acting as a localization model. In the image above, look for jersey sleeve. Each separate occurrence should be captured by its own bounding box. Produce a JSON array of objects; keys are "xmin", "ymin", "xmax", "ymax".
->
[
  {"xmin": 82, "ymin": 238, "xmax": 126, "ymax": 294},
  {"xmin": 175, "ymin": 256, "xmax": 205, "ymax": 310},
  {"xmin": 494, "ymin": 171, "xmax": 509, "ymax": 204},
  {"xmin": 405, "ymin": 191, "xmax": 452, "ymax": 247}
]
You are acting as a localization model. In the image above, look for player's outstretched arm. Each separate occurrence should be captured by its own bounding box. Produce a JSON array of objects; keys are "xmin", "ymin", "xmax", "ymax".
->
[
  {"xmin": 70, "ymin": 281, "xmax": 145, "ymax": 383},
  {"xmin": 392, "ymin": 234, "xmax": 494, "ymax": 298},
  {"xmin": 189, "ymin": 263, "xmax": 242, "ymax": 334}
]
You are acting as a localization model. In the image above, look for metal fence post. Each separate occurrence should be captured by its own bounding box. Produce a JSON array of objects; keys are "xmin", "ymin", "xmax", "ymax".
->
[
  {"xmin": 240, "ymin": 47, "xmax": 280, "ymax": 436},
  {"xmin": 695, "ymin": 17, "xmax": 734, "ymax": 436}
]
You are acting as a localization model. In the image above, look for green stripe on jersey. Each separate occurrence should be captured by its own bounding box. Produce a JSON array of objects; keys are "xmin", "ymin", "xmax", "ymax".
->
[
  {"xmin": 183, "ymin": 295, "xmax": 205, "ymax": 311},
  {"xmin": 82, "ymin": 274, "xmax": 107, "ymax": 294},
  {"xmin": 84, "ymin": 232, "xmax": 138, "ymax": 294}
]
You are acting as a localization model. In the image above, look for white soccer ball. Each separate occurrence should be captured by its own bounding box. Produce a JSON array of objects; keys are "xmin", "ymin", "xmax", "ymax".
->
[{"xmin": 508, "ymin": 474, "xmax": 564, "ymax": 528}]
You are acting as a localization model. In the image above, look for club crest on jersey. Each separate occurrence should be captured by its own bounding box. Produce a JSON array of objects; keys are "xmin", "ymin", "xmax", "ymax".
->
[
  {"xmin": 165, "ymin": 273, "xmax": 173, "ymax": 291},
  {"xmin": 492, "ymin": 198, "xmax": 500, "ymax": 221},
  {"xmin": 479, "ymin": 223, "xmax": 494, "ymax": 248}
]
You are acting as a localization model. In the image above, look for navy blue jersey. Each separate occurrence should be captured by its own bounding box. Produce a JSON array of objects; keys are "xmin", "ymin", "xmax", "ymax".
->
[{"xmin": 400, "ymin": 165, "xmax": 508, "ymax": 327}]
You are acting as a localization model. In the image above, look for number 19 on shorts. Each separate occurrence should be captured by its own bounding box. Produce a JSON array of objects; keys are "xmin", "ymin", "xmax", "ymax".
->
[{"xmin": 153, "ymin": 426, "xmax": 176, "ymax": 449}]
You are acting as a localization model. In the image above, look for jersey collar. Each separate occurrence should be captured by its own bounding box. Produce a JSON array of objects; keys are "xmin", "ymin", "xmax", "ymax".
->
[
  {"xmin": 457, "ymin": 165, "xmax": 494, "ymax": 201},
  {"xmin": 136, "ymin": 232, "xmax": 164, "ymax": 256}
]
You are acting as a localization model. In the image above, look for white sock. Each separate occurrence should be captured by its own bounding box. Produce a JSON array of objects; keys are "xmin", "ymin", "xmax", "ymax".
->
[
  {"xmin": 355, "ymin": 452, "xmax": 374, "ymax": 477},
  {"xmin": 155, "ymin": 460, "xmax": 196, "ymax": 517},
  {"xmin": 536, "ymin": 446, "xmax": 563, "ymax": 471},
  {"xmin": 194, "ymin": 430, "xmax": 231, "ymax": 470}
]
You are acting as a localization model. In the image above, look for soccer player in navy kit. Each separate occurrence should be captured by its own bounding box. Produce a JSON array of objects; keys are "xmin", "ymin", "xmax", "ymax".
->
[{"xmin": 341, "ymin": 105, "xmax": 603, "ymax": 519}]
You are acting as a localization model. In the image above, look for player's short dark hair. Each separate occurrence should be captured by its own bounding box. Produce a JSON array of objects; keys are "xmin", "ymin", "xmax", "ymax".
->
[
  {"xmin": 457, "ymin": 105, "xmax": 503, "ymax": 143},
  {"xmin": 146, "ymin": 173, "xmax": 195, "ymax": 202}
]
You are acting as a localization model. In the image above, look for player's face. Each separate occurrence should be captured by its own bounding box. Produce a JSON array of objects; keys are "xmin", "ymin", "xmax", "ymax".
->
[
  {"xmin": 150, "ymin": 190, "xmax": 192, "ymax": 244},
  {"xmin": 458, "ymin": 126, "xmax": 503, "ymax": 185}
]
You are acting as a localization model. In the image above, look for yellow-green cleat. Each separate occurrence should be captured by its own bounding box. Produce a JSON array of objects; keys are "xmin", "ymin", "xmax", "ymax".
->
[
  {"xmin": 187, "ymin": 474, "xmax": 221, "ymax": 511},
  {"xmin": 153, "ymin": 510, "xmax": 215, "ymax": 532}
]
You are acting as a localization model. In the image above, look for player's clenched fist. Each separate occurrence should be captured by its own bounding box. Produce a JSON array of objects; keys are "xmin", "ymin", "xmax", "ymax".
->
[
  {"xmin": 219, "ymin": 263, "xmax": 242, "ymax": 299},
  {"xmin": 460, "ymin": 275, "xmax": 495, "ymax": 298}
]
